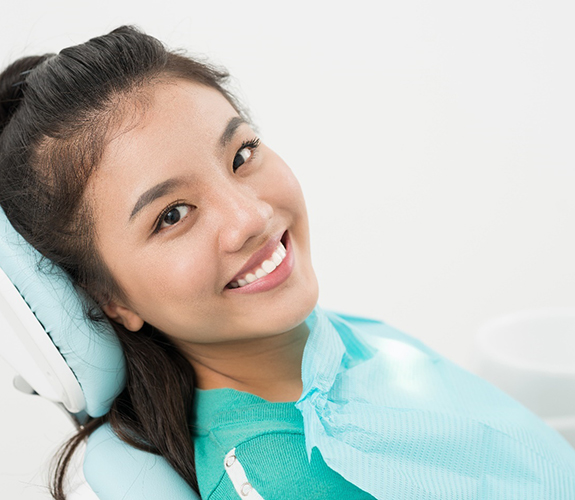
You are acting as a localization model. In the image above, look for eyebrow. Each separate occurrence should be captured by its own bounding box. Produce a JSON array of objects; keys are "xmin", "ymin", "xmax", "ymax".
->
[
  {"xmin": 129, "ymin": 116, "xmax": 246, "ymax": 223},
  {"xmin": 219, "ymin": 116, "xmax": 246, "ymax": 148},
  {"xmin": 129, "ymin": 177, "xmax": 183, "ymax": 222}
]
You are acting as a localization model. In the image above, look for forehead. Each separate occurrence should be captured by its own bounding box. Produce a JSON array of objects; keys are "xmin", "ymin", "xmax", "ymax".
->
[
  {"xmin": 105, "ymin": 79, "xmax": 236, "ymax": 161},
  {"xmin": 91, "ymin": 80, "xmax": 236, "ymax": 177},
  {"xmin": 85, "ymin": 79, "xmax": 239, "ymax": 216}
]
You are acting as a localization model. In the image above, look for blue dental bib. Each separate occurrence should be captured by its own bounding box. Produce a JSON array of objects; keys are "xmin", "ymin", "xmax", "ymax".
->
[{"xmin": 296, "ymin": 306, "xmax": 575, "ymax": 499}]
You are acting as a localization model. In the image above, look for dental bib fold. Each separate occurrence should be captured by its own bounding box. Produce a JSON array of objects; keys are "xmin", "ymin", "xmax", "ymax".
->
[{"xmin": 295, "ymin": 306, "xmax": 575, "ymax": 499}]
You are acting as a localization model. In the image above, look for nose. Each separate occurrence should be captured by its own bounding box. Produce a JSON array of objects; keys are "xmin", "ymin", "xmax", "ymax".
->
[{"xmin": 216, "ymin": 185, "xmax": 273, "ymax": 254}]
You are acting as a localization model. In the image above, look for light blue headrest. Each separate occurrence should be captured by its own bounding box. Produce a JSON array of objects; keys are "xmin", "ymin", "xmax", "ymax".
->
[{"xmin": 0, "ymin": 207, "xmax": 125, "ymax": 417}]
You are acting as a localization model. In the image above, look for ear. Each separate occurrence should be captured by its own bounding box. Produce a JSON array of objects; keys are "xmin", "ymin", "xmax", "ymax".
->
[{"xmin": 101, "ymin": 300, "xmax": 145, "ymax": 332}]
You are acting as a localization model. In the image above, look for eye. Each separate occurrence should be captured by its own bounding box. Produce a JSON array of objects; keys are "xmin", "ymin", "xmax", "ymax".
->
[
  {"xmin": 233, "ymin": 148, "xmax": 252, "ymax": 171},
  {"xmin": 154, "ymin": 203, "xmax": 192, "ymax": 232},
  {"xmin": 233, "ymin": 137, "xmax": 261, "ymax": 172}
]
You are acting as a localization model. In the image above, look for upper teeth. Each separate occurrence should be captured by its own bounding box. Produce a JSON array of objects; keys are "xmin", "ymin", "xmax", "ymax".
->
[{"xmin": 228, "ymin": 240, "xmax": 287, "ymax": 288}]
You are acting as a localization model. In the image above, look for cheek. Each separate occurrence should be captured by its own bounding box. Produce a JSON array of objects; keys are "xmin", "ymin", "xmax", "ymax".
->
[
  {"xmin": 263, "ymin": 160, "xmax": 307, "ymax": 212},
  {"xmin": 131, "ymin": 247, "xmax": 217, "ymax": 306},
  {"xmin": 99, "ymin": 225, "xmax": 217, "ymax": 322}
]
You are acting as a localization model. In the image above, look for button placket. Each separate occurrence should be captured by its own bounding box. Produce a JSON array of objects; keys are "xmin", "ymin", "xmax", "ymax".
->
[{"xmin": 223, "ymin": 448, "xmax": 265, "ymax": 499}]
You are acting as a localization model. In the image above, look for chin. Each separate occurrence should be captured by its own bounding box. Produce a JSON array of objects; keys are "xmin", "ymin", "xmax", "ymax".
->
[
  {"xmin": 238, "ymin": 272, "xmax": 318, "ymax": 337},
  {"xmin": 273, "ymin": 270, "xmax": 319, "ymax": 335}
]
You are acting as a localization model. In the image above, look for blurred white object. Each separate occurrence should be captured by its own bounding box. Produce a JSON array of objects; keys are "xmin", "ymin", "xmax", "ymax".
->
[{"xmin": 472, "ymin": 307, "xmax": 575, "ymax": 447}]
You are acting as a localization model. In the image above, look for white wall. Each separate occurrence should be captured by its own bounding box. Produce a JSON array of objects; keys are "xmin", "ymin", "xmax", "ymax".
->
[{"xmin": 1, "ymin": 1, "xmax": 574, "ymax": 498}]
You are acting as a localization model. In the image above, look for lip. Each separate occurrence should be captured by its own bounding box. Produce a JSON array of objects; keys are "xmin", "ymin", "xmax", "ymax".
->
[
  {"xmin": 228, "ymin": 231, "xmax": 284, "ymax": 283},
  {"xmin": 225, "ymin": 230, "xmax": 294, "ymax": 294}
]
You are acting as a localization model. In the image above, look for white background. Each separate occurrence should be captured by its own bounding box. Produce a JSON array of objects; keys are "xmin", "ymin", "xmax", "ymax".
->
[{"xmin": 1, "ymin": 1, "xmax": 574, "ymax": 498}]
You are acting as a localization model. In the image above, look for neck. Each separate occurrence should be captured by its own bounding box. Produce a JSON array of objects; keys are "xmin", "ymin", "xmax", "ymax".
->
[{"xmin": 181, "ymin": 321, "xmax": 310, "ymax": 403}]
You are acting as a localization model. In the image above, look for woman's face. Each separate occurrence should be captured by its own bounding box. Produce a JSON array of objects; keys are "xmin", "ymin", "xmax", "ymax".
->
[{"xmin": 89, "ymin": 79, "xmax": 318, "ymax": 347}]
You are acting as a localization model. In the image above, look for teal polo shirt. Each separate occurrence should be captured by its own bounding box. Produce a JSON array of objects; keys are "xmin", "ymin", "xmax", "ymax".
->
[{"xmin": 193, "ymin": 387, "xmax": 376, "ymax": 499}]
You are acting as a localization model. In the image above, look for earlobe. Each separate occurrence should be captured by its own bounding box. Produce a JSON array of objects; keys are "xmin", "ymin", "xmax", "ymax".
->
[{"xmin": 101, "ymin": 300, "xmax": 145, "ymax": 332}]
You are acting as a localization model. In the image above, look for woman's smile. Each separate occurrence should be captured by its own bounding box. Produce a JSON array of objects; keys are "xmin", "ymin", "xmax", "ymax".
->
[{"xmin": 225, "ymin": 230, "xmax": 294, "ymax": 293}]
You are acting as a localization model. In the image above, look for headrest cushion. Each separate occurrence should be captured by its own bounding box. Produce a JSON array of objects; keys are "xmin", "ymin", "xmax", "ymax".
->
[{"xmin": 0, "ymin": 208, "xmax": 125, "ymax": 417}]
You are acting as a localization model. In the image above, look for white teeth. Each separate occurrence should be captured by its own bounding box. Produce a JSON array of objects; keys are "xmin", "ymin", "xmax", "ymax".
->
[
  {"xmin": 228, "ymin": 238, "xmax": 287, "ymax": 289},
  {"xmin": 271, "ymin": 252, "xmax": 282, "ymax": 266},
  {"xmin": 262, "ymin": 259, "xmax": 276, "ymax": 273}
]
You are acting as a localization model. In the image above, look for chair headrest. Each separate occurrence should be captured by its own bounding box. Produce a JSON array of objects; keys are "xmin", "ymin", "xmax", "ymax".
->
[{"xmin": 0, "ymin": 208, "xmax": 125, "ymax": 417}]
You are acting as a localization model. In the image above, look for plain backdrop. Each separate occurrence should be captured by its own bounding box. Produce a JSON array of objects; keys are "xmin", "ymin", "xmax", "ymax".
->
[{"xmin": 1, "ymin": 1, "xmax": 574, "ymax": 498}]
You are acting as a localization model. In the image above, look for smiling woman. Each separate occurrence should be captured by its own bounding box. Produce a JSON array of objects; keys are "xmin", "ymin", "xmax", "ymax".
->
[
  {"xmin": 1, "ymin": 25, "xmax": 575, "ymax": 500},
  {"xmin": 0, "ymin": 25, "xmax": 320, "ymax": 499}
]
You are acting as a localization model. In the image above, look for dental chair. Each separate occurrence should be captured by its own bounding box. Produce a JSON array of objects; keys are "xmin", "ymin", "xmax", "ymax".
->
[{"xmin": 0, "ymin": 207, "xmax": 201, "ymax": 499}]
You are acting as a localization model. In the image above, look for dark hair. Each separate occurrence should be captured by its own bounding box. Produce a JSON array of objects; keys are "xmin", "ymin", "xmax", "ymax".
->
[{"xmin": 0, "ymin": 25, "xmax": 246, "ymax": 499}]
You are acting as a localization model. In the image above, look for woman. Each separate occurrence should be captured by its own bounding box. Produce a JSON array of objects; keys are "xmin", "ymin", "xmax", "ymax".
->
[{"xmin": 1, "ymin": 26, "xmax": 574, "ymax": 500}]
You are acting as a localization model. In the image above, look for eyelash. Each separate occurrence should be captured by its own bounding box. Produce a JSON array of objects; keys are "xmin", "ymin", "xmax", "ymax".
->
[{"xmin": 152, "ymin": 137, "xmax": 261, "ymax": 234}]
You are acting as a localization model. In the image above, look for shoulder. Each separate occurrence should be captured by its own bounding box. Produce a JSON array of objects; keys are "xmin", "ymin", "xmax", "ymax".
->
[
  {"xmin": 325, "ymin": 309, "xmax": 386, "ymax": 329},
  {"xmin": 324, "ymin": 307, "xmax": 443, "ymax": 359}
]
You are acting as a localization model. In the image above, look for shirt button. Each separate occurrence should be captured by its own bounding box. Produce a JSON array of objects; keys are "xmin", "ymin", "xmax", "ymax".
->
[
  {"xmin": 225, "ymin": 455, "xmax": 236, "ymax": 468},
  {"xmin": 241, "ymin": 482, "xmax": 253, "ymax": 496}
]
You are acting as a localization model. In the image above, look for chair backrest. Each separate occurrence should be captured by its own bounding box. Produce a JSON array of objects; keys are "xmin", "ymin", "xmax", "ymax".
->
[{"xmin": 0, "ymin": 207, "xmax": 200, "ymax": 498}]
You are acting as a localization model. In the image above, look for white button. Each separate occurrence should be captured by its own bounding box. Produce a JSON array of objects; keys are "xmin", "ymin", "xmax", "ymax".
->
[
  {"xmin": 240, "ymin": 482, "xmax": 253, "ymax": 496},
  {"xmin": 225, "ymin": 455, "xmax": 236, "ymax": 468}
]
